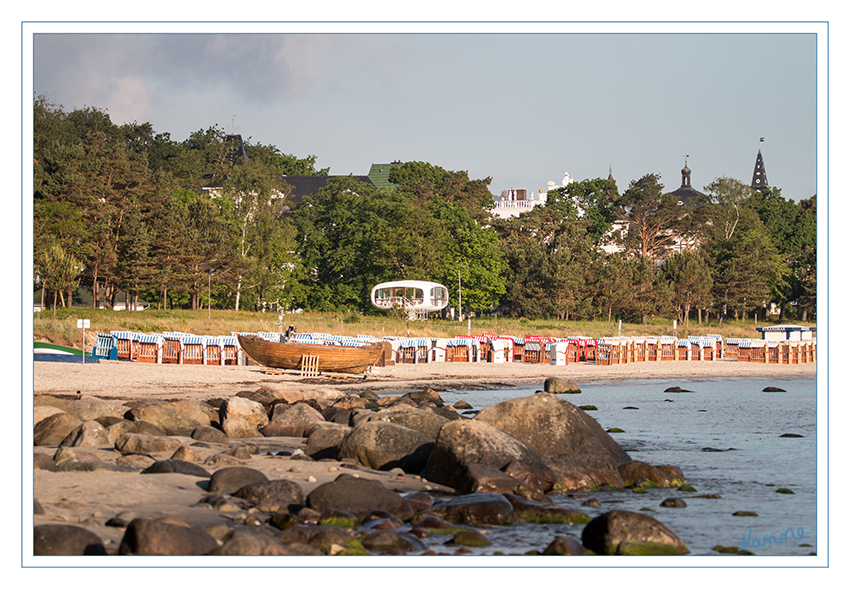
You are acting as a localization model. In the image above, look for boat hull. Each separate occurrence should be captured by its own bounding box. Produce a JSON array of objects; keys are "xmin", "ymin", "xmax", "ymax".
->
[{"xmin": 237, "ymin": 335, "xmax": 383, "ymax": 374}]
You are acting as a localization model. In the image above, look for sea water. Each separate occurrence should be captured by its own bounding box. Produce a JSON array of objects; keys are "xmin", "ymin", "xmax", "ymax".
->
[{"xmin": 429, "ymin": 377, "xmax": 818, "ymax": 556}]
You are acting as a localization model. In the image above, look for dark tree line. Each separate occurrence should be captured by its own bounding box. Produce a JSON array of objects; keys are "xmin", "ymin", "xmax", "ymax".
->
[{"xmin": 33, "ymin": 97, "xmax": 816, "ymax": 322}]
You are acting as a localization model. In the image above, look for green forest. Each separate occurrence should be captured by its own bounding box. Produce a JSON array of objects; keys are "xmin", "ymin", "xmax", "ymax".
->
[{"xmin": 33, "ymin": 97, "xmax": 817, "ymax": 325}]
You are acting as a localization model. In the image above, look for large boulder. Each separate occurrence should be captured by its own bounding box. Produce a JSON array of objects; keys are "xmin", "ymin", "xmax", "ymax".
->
[
  {"xmin": 207, "ymin": 466, "xmax": 269, "ymax": 495},
  {"xmin": 34, "ymin": 524, "xmax": 107, "ymax": 555},
  {"xmin": 219, "ymin": 397, "xmax": 269, "ymax": 430},
  {"xmin": 71, "ymin": 398, "xmax": 127, "ymax": 421},
  {"xmin": 544, "ymin": 377, "xmax": 581, "ymax": 394},
  {"xmin": 58, "ymin": 420, "xmax": 110, "ymax": 448},
  {"xmin": 165, "ymin": 400, "xmax": 218, "ymax": 427},
  {"xmin": 581, "ymin": 510, "xmax": 689, "ymax": 555},
  {"xmin": 304, "ymin": 422, "xmax": 351, "ymax": 460},
  {"xmin": 125, "ymin": 403, "xmax": 201, "ymax": 437},
  {"xmin": 34, "ymin": 395, "xmax": 79, "ymax": 418},
  {"xmin": 420, "ymin": 419, "xmax": 554, "ymax": 493},
  {"xmin": 34, "ymin": 413, "xmax": 83, "ymax": 446},
  {"xmin": 417, "ymin": 493, "xmax": 514, "ymax": 526},
  {"xmin": 475, "ymin": 393, "xmax": 631, "ymax": 489},
  {"xmin": 118, "ymin": 518, "xmax": 218, "ymax": 555},
  {"xmin": 262, "ymin": 403, "xmax": 324, "ymax": 437},
  {"xmin": 337, "ymin": 421, "xmax": 434, "ymax": 473},
  {"xmin": 367, "ymin": 405, "xmax": 449, "ymax": 439},
  {"xmin": 113, "ymin": 432, "xmax": 183, "ymax": 455},
  {"xmin": 306, "ymin": 475, "xmax": 413, "ymax": 522}
]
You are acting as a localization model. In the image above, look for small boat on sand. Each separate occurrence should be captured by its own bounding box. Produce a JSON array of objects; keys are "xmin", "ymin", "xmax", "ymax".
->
[{"xmin": 237, "ymin": 334, "xmax": 383, "ymax": 374}]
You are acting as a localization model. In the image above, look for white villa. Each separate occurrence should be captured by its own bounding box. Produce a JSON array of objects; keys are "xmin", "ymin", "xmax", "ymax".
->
[{"xmin": 491, "ymin": 172, "xmax": 575, "ymax": 219}]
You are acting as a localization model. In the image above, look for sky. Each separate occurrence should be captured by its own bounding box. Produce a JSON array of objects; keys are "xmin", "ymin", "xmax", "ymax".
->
[{"xmin": 29, "ymin": 23, "xmax": 821, "ymax": 202}]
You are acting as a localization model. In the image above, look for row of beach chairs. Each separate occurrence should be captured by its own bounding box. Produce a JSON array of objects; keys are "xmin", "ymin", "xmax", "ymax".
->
[{"xmin": 93, "ymin": 330, "xmax": 816, "ymax": 368}]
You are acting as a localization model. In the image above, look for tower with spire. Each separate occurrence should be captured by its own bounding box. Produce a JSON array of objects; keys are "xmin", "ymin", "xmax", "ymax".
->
[{"xmin": 751, "ymin": 138, "xmax": 768, "ymax": 191}]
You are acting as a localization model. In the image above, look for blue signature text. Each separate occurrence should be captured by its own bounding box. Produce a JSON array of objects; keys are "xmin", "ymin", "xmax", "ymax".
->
[{"xmin": 741, "ymin": 527, "xmax": 811, "ymax": 551}]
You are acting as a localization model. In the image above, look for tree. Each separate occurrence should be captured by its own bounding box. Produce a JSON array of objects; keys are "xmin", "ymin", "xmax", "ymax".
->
[
  {"xmin": 36, "ymin": 245, "xmax": 84, "ymax": 316},
  {"xmin": 389, "ymin": 161, "xmax": 494, "ymax": 215},
  {"xmin": 704, "ymin": 177, "xmax": 751, "ymax": 241},
  {"xmin": 658, "ymin": 250, "xmax": 713, "ymax": 327},
  {"xmin": 295, "ymin": 177, "xmax": 406, "ymax": 311},
  {"xmin": 616, "ymin": 173, "xmax": 682, "ymax": 259},
  {"xmin": 709, "ymin": 221, "xmax": 790, "ymax": 321},
  {"xmin": 545, "ymin": 177, "xmax": 618, "ymax": 246},
  {"xmin": 428, "ymin": 197, "xmax": 507, "ymax": 313},
  {"xmin": 593, "ymin": 253, "xmax": 633, "ymax": 323}
]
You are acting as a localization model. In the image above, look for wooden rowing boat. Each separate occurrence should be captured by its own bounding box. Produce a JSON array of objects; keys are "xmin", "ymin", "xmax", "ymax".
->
[{"xmin": 237, "ymin": 334, "xmax": 383, "ymax": 374}]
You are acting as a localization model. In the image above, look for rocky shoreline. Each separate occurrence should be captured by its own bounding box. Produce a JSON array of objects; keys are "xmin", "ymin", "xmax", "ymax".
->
[
  {"xmin": 34, "ymin": 377, "xmax": 697, "ymax": 558},
  {"xmin": 31, "ymin": 359, "xmax": 816, "ymax": 559}
]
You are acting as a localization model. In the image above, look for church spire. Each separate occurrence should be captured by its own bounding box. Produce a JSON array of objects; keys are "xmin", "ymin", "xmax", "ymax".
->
[{"xmin": 751, "ymin": 139, "xmax": 768, "ymax": 191}]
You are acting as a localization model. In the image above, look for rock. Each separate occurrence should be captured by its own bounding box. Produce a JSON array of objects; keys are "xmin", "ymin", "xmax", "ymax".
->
[
  {"xmin": 368, "ymin": 405, "xmax": 450, "ymax": 439},
  {"xmin": 655, "ymin": 464, "xmax": 686, "ymax": 484},
  {"xmin": 114, "ymin": 432, "xmax": 183, "ymax": 455},
  {"xmin": 544, "ymin": 377, "xmax": 581, "ymax": 394},
  {"xmin": 34, "ymin": 452, "xmax": 59, "ymax": 471},
  {"xmin": 318, "ymin": 508, "xmax": 359, "ymax": 528},
  {"xmin": 361, "ymin": 530, "xmax": 427, "ymax": 553},
  {"xmin": 125, "ymin": 403, "xmax": 201, "ymax": 437},
  {"xmin": 421, "ymin": 419, "xmax": 554, "ymax": 493},
  {"xmin": 207, "ymin": 466, "xmax": 269, "ymax": 495},
  {"xmin": 301, "ymin": 388, "xmax": 347, "ymax": 403},
  {"xmin": 664, "ymin": 386, "xmax": 692, "ymax": 393},
  {"xmin": 165, "ymin": 400, "xmax": 218, "ymax": 427},
  {"xmin": 233, "ymin": 479, "xmax": 306, "ymax": 505},
  {"xmin": 418, "ymin": 493, "xmax": 513, "ymax": 526},
  {"xmin": 306, "ymin": 475, "xmax": 414, "ymax": 523},
  {"xmin": 458, "ymin": 462, "xmax": 533, "ymax": 495},
  {"xmin": 58, "ymin": 420, "xmax": 110, "ymax": 448},
  {"xmin": 304, "ymin": 422, "xmax": 351, "ymax": 460},
  {"xmin": 581, "ymin": 510, "xmax": 689, "ymax": 555},
  {"xmin": 401, "ymin": 388, "xmax": 445, "ymax": 405},
  {"xmin": 34, "ymin": 524, "xmax": 107, "ymax": 555},
  {"xmin": 780, "ymin": 433, "xmax": 804, "ymax": 438},
  {"xmin": 619, "ymin": 461, "xmax": 675, "ymax": 488},
  {"xmin": 71, "ymin": 398, "xmax": 127, "ymax": 421},
  {"xmin": 262, "ymin": 403, "xmax": 324, "ymax": 437},
  {"xmin": 504, "ymin": 494, "xmax": 590, "ymax": 524},
  {"xmin": 191, "ymin": 425, "xmax": 230, "ymax": 445},
  {"xmin": 763, "ymin": 386, "xmax": 787, "ymax": 392},
  {"xmin": 219, "ymin": 396, "xmax": 269, "ymax": 430},
  {"xmin": 34, "ymin": 395, "xmax": 79, "ymax": 418},
  {"xmin": 331, "ymin": 395, "xmax": 368, "ymax": 410},
  {"xmin": 542, "ymin": 535, "xmax": 588, "ymax": 555},
  {"xmin": 141, "ymin": 459, "xmax": 211, "ymax": 477},
  {"xmin": 34, "ymin": 405, "xmax": 66, "ymax": 426},
  {"xmin": 453, "ymin": 400, "xmax": 473, "ymax": 410},
  {"xmin": 34, "ymin": 412, "xmax": 82, "ymax": 446},
  {"xmin": 212, "ymin": 528, "xmax": 319, "ymax": 555},
  {"xmin": 236, "ymin": 388, "xmax": 292, "ymax": 411},
  {"xmin": 475, "ymin": 394, "xmax": 630, "ymax": 489},
  {"xmin": 660, "ymin": 497, "xmax": 687, "ymax": 508},
  {"xmin": 337, "ymin": 421, "xmax": 434, "ymax": 473},
  {"xmin": 171, "ymin": 445, "xmax": 201, "ymax": 462},
  {"xmin": 52, "ymin": 447, "xmax": 101, "ymax": 465},
  {"xmin": 221, "ymin": 417, "xmax": 261, "ymax": 438},
  {"xmin": 446, "ymin": 530, "xmax": 491, "ymax": 547},
  {"xmin": 118, "ymin": 518, "xmax": 218, "ymax": 555}
]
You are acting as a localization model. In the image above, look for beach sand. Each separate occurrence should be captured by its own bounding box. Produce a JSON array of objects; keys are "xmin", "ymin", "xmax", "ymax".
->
[
  {"xmin": 33, "ymin": 356, "xmax": 817, "ymax": 402},
  {"xmin": 30, "ymin": 357, "xmax": 816, "ymax": 556}
]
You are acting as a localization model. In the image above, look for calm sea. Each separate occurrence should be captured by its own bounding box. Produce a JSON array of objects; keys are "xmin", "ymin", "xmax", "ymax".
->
[{"xmin": 427, "ymin": 376, "xmax": 818, "ymax": 557}]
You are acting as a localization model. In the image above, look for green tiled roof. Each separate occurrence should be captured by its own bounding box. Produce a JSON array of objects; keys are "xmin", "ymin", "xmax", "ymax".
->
[{"xmin": 368, "ymin": 162, "xmax": 401, "ymax": 190}]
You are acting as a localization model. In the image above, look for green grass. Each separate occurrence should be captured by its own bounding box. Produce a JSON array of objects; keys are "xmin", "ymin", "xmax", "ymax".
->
[{"xmin": 32, "ymin": 307, "xmax": 816, "ymax": 352}]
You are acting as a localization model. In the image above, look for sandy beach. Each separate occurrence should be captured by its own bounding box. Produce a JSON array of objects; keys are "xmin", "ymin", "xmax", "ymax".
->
[
  {"xmin": 30, "ymin": 357, "xmax": 817, "ymax": 557},
  {"xmin": 33, "ymin": 357, "xmax": 817, "ymax": 402}
]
